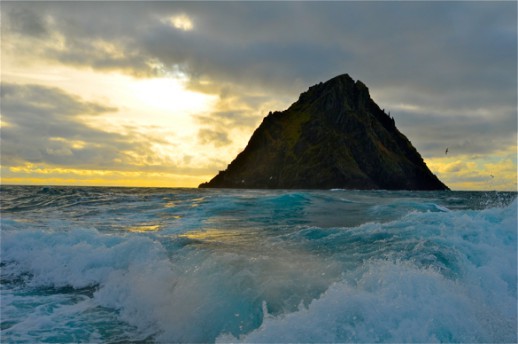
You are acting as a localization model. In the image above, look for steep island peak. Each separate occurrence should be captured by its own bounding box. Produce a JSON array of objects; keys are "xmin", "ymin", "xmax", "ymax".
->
[{"xmin": 199, "ymin": 74, "xmax": 448, "ymax": 190}]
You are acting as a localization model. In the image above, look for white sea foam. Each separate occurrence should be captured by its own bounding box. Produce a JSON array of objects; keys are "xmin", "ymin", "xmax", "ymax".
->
[
  {"xmin": 1, "ymin": 227, "xmax": 176, "ymax": 341},
  {"xmin": 218, "ymin": 200, "xmax": 517, "ymax": 343},
  {"xmin": 1, "ymin": 226, "xmax": 343, "ymax": 342},
  {"xmin": 219, "ymin": 259, "xmax": 515, "ymax": 343},
  {"xmin": 1, "ymin": 189, "xmax": 516, "ymax": 343}
]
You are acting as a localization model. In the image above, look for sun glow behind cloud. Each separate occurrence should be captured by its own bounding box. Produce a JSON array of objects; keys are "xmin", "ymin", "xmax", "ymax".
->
[
  {"xmin": 1, "ymin": 58, "xmax": 221, "ymax": 187},
  {"xmin": 130, "ymin": 77, "xmax": 213, "ymax": 115}
]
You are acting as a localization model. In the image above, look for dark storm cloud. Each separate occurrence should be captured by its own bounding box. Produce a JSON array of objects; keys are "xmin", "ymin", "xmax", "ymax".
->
[{"xmin": 2, "ymin": 1, "xmax": 516, "ymax": 158}]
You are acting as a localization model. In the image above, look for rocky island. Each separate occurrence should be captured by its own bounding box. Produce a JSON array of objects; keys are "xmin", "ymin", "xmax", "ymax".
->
[{"xmin": 199, "ymin": 74, "xmax": 448, "ymax": 190}]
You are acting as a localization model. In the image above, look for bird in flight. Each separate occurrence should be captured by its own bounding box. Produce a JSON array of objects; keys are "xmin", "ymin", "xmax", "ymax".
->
[{"xmin": 445, "ymin": 147, "xmax": 449, "ymax": 155}]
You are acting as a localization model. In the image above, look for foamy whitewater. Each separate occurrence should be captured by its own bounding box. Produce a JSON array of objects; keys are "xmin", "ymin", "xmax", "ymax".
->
[{"xmin": 1, "ymin": 186, "xmax": 516, "ymax": 343}]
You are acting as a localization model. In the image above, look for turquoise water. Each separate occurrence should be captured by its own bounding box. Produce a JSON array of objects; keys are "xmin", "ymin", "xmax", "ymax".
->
[{"xmin": 1, "ymin": 186, "xmax": 516, "ymax": 343}]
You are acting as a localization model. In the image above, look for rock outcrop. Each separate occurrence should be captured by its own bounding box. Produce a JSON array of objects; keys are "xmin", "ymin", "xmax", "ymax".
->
[{"xmin": 199, "ymin": 74, "xmax": 448, "ymax": 190}]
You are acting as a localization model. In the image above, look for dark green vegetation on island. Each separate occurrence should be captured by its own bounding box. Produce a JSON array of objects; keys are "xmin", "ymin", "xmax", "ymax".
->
[{"xmin": 200, "ymin": 74, "xmax": 449, "ymax": 190}]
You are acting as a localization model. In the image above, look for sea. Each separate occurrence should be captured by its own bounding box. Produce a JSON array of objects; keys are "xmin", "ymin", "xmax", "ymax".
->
[{"xmin": 0, "ymin": 185, "xmax": 516, "ymax": 343}]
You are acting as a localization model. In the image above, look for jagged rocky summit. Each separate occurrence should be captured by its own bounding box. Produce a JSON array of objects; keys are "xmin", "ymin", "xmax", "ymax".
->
[{"xmin": 199, "ymin": 74, "xmax": 448, "ymax": 190}]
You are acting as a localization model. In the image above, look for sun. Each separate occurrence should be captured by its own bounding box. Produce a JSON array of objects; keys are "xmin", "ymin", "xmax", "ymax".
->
[{"xmin": 130, "ymin": 77, "xmax": 215, "ymax": 115}]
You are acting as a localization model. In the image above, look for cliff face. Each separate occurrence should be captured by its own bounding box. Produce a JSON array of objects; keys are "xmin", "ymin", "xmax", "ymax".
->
[{"xmin": 199, "ymin": 74, "xmax": 448, "ymax": 190}]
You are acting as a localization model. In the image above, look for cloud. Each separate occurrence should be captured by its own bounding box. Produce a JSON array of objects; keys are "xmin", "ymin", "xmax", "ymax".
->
[
  {"xmin": 162, "ymin": 14, "xmax": 194, "ymax": 31},
  {"xmin": 193, "ymin": 85, "xmax": 282, "ymax": 148},
  {"xmin": 3, "ymin": 2, "xmax": 515, "ymax": 104},
  {"xmin": 427, "ymin": 148, "xmax": 517, "ymax": 191},
  {"xmin": 4, "ymin": 6, "xmax": 50, "ymax": 37},
  {"xmin": 1, "ymin": 83, "xmax": 116, "ymax": 119},
  {"xmin": 390, "ymin": 104, "xmax": 517, "ymax": 158},
  {"xmin": 196, "ymin": 110, "xmax": 257, "ymax": 147},
  {"xmin": 0, "ymin": 84, "xmax": 157, "ymax": 170},
  {"xmin": 1, "ymin": 1, "xmax": 516, "ymax": 188},
  {"xmin": 197, "ymin": 128, "xmax": 231, "ymax": 147},
  {"xmin": 0, "ymin": 83, "xmax": 222, "ymax": 180},
  {"xmin": 1, "ymin": 82, "xmax": 125, "ymax": 167}
]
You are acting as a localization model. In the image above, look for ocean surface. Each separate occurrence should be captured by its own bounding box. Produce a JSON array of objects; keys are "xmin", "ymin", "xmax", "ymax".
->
[{"xmin": 0, "ymin": 186, "xmax": 516, "ymax": 343}]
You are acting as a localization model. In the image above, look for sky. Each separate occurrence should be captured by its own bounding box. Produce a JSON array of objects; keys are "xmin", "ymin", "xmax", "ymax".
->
[{"xmin": 1, "ymin": 1, "xmax": 516, "ymax": 190}]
